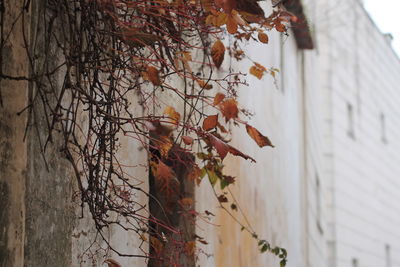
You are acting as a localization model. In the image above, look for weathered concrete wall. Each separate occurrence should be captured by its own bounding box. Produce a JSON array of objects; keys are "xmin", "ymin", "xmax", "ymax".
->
[{"xmin": 0, "ymin": 0, "xmax": 29, "ymax": 266}]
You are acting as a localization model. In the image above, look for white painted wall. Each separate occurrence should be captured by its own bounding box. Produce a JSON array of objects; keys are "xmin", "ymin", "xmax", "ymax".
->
[{"xmin": 315, "ymin": 1, "xmax": 400, "ymax": 267}]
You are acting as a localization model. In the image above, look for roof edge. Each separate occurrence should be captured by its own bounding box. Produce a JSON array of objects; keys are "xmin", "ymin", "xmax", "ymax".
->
[{"xmin": 283, "ymin": 0, "xmax": 314, "ymax": 49}]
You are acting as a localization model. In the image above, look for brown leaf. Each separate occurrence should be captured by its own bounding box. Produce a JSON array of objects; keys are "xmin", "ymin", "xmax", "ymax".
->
[
  {"xmin": 153, "ymin": 135, "xmax": 173, "ymax": 158},
  {"xmin": 209, "ymin": 135, "xmax": 229, "ymax": 160},
  {"xmin": 146, "ymin": 66, "xmax": 162, "ymax": 85},
  {"xmin": 215, "ymin": 0, "xmax": 236, "ymax": 13},
  {"xmin": 217, "ymin": 194, "xmax": 228, "ymax": 203},
  {"xmin": 185, "ymin": 241, "xmax": 196, "ymax": 256},
  {"xmin": 187, "ymin": 165, "xmax": 202, "ymax": 185},
  {"xmin": 213, "ymin": 93, "xmax": 226, "ymax": 105},
  {"xmin": 258, "ymin": 32, "xmax": 269, "ymax": 43},
  {"xmin": 197, "ymin": 79, "xmax": 213, "ymax": 89},
  {"xmin": 220, "ymin": 98, "xmax": 239, "ymax": 121},
  {"xmin": 227, "ymin": 144, "xmax": 256, "ymax": 162},
  {"xmin": 245, "ymin": 124, "xmax": 274, "ymax": 147},
  {"xmin": 182, "ymin": 136, "xmax": 194, "ymax": 145},
  {"xmin": 104, "ymin": 259, "xmax": 122, "ymax": 267},
  {"xmin": 215, "ymin": 12, "xmax": 228, "ymax": 27},
  {"xmin": 118, "ymin": 29, "xmax": 161, "ymax": 47},
  {"xmin": 249, "ymin": 63, "xmax": 267, "ymax": 80},
  {"xmin": 203, "ymin": 115, "xmax": 218, "ymax": 131},
  {"xmin": 227, "ymin": 15, "xmax": 238, "ymax": 34},
  {"xmin": 154, "ymin": 160, "xmax": 175, "ymax": 182},
  {"xmin": 150, "ymin": 237, "xmax": 164, "ymax": 254},
  {"xmin": 164, "ymin": 106, "xmax": 180, "ymax": 125},
  {"xmin": 211, "ymin": 40, "xmax": 225, "ymax": 68},
  {"xmin": 179, "ymin": 197, "xmax": 194, "ymax": 207}
]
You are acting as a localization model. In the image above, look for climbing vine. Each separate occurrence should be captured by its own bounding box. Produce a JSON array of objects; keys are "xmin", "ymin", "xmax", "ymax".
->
[{"xmin": 0, "ymin": 0, "xmax": 299, "ymax": 266}]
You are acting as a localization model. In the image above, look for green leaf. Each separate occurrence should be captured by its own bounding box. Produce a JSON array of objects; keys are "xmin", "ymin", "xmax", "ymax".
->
[
  {"xmin": 207, "ymin": 170, "xmax": 219, "ymax": 186},
  {"xmin": 260, "ymin": 243, "xmax": 269, "ymax": 253}
]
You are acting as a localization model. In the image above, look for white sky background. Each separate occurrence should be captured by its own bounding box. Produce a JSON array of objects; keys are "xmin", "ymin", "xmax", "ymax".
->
[{"xmin": 363, "ymin": 0, "xmax": 400, "ymax": 56}]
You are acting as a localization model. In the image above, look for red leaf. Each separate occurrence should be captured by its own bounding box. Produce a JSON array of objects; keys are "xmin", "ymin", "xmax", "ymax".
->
[
  {"xmin": 182, "ymin": 136, "xmax": 194, "ymax": 145},
  {"xmin": 245, "ymin": 124, "xmax": 274, "ymax": 147},
  {"xmin": 209, "ymin": 135, "xmax": 229, "ymax": 160},
  {"xmin": 203, "ymin": 115, "xmax": 218, "ymax": 131}
]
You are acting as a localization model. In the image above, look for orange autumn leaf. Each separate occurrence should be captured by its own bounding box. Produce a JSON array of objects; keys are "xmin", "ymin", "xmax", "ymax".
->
[
  {"xmin": 182, "ymin": 136, "xmax": 194, "ymax": 145},
  {"xmin": 185, "ymin": 241, "xmax": 196, "ymax": 256},
  {"xmin": 197, "ymin": 79, "xmax": 213, "ymax": 89},
  {"xmin": 211, "ymin": 40, "xmax": 225, "ymax": 68},
  {"xmin": 226, "ymin": 15, "xmax": 238, "ymax": 34},
  {"xmin": 187, "ymin": 165, "xmax": 202, "ymax": 185},
  {"xmin": 150, "ymin": 237, "xmax": 164, "ymax": 254},
  {"xmin": 153, "ymin": 135, "xmax": 173, "ymax": 158},
  {"xmin": 203, "ymin": 115, "xmax": 218, "ymax": 131},
  {"xmin": 216, "ymin": 12, "xmax": 228, "ymax": 27},
  {"xmin": 249, "ymin": 63, "xmax": 267, "ymax": 80},
  {"xmin": 179, "ymin": 197, "xmax": 194, "ymax": 207},
  {"xmin": 164, "ymin": 106, "xmax": 180, "ymax": 125},
  {"xmin": 213, "ymin": 93, "xmax": 226, "ymax": 105},
  {"xmin": 245, "ymin": 124, "xmax": 274, "ymax": 148},
  {"xmin": 275, "ymin": 22, "xmax": 286, "ymax": 32},
  {"xmin": 154, "ymin": 160, "xmax": 175, "ymax": 182},
  {"xmin": 220, "ymin": 98, "xmax": 239, "ymax": 121},
  {"xmin": 258, "ymin": 32, "xmax": 269, "ymax": 43},
  {"xmin": 146, "ymin": 66, "xmax": 162, "ymax": 86}
]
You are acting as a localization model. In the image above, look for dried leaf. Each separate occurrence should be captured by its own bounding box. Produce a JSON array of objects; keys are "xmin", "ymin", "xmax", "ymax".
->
[
  {"xmin": 118, "ymin": 29, "xmax": 161, "ymax": 47},
  {"xmin": 182, "ymin": 136, "xmax": 194, "ymax": 145},
  {"xmin": 211, "ymin": 40, "xmax": 225, "ymax": 68},
  {"xmin": 227, "ymin": 144, "xmax": 256, "ymax": 162},
  {"xmin": 220, "ymin": 98, "xmax": 239, "ymax": 121},
  {"xmin": 209, "ymin": 135, "xmax": 229, "ymax": 159},
  {"xmin": 213, "ymin": 93, "xmax": 226, "ymax": 105},
  {"xmin": 216, "ymin": 12, "xmax": 228, "ymax": 27},
  {"xmin": 164, "ymin": 106, "xmax": 180, "ymax": 125},
  {"xmin": 153, "ymin": 135, "xmax": 173, "ymax": 158},
  {"xmin": 203, "ymin": 115, "xmax": 218, "ymax": 131},
  {"xmin": 201, "ymin": 0, "xmax": 213, "ymax": 11},
  {"xmin": 185, "ymin": 241, "xmax": 196, "ymax": 256},
  {"xmin": 245, "ymin": 124, "xmax": 274, "ymax": 147},
  {"xmin": 227, "ymin": 15, "xmax": 238, "ymax": 34},
  {"xmin": 258, "ymin": 32, "xmax": 269, "ymax": 43},
  {"xmin": 150, "ymin": 237, "xmax": 164, "ymax": 254},
  {"xmin": 179, "ymin": 197, "xmax": 194, "ymax": 207},
  {"xmin": 217, "ymin": 194, "xmax": 228, "ymax": 203},
  {"xmin": 104, "ymin": 259, "xmax": 122, "ymax": 267},
  {"xmin": 275, "ymin": 22, "xmax": 286, "ymax": 32},
  {"xmin": 146, "ymin": 66, "xmax": 162, "ymax": 85},
  {"xmin": 188, "ymin": 165, "xmax": 202, "ymax": 185},
  {"xmin": 249, "ymin": 63, "xmax": 267, "ymax": 80},
  {"xmin": 197, "ymin": 79, "xmax": 213, "ymax": 89},
  {"xmin": 232, "ymin": 10, "xmax": 248, "ymax": 26},
  {"xmin": 154, "ymin": 160, "xmax": 175, "ymax": 182},
  {"xmin": 215, "ymin": 0, "xmax": 236, "ymax": 13}
]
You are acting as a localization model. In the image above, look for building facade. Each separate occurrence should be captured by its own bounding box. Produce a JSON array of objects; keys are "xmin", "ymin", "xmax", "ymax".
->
[{"xmin": 1, "ymin": 0, "xmax": 400, "ymax": 267}]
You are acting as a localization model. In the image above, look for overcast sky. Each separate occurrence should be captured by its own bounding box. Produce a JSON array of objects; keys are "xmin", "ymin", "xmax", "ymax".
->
[{"xmin": 363, "ymin": 0, "xmax": 400, "ymax": 56}]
